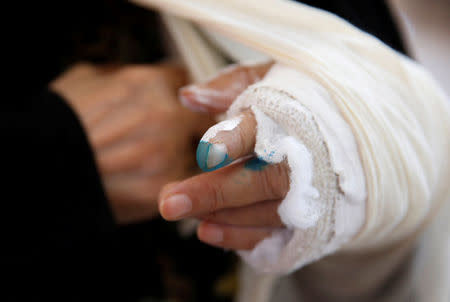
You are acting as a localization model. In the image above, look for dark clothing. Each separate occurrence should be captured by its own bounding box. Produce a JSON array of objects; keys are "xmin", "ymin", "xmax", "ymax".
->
[
  {"xmin": 3, "ymin": 0, "xmax": 405, "ymax": 301},
  {"xmin": 301, "ymin": 0, "xmax": 406, "ymax": 54},
  {"xmin": 5, "ymin": 90, "xmax": 113, "ymax": 255}
]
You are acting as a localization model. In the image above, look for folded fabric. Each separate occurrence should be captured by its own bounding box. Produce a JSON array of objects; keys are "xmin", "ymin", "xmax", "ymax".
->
[{"xmin": 132, "ymin": 0, "xmax": 450, "ymax": 300}]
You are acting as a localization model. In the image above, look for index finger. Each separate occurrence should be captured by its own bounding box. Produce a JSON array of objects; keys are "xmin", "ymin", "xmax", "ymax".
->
[
  {"xmin": 158, "ymin": 158, "xmax": 290, "ymax": 220},
  {"xmin": 196, "ymin": 110, "xmax": 257, "ymax": 172}
]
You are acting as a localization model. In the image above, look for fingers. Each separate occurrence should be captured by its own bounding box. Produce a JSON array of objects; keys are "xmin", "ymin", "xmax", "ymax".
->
[
  {"xmin": 196, "ymin": 110, "xmax": 257, "ymax": 171},
  {"xmin": 90, "ymin": 89, "xmax": 183, "ymax": 148},
  {"xmin": 197, "ymin": 221, "xmax": 275, "ymax": 250},
  {"xmin": 158, "ymin": 159, "xmax": 290, "ymax": 220},
  {"xmin": 179, "ymin": 62, "xmax": 273, "ymax": 113},
  {"xmin": 199, "ymin": 199, "xmax": 283, "ymax": 227},
  {"xmin": 98, "ymin": 138, "xmax": 171, "ymax": 174}
]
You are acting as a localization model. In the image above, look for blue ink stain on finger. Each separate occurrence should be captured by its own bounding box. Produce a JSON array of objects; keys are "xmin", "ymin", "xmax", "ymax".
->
[
  {"xmin": 197, "ymin": 141, "xmax": 232, "ymax": 172},
  {"xmin": 245, "ymin": 157, "xmax": 269, "ymax": 171}
]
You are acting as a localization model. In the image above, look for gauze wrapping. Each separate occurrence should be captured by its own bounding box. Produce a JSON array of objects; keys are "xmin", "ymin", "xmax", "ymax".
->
[
  {"xmin": 233, "ymin": 64, "xmax": 367, "ymax": 272},
  {"xmin": 132, "ymin": 0, "xmax": 450, "ymax": 273}
]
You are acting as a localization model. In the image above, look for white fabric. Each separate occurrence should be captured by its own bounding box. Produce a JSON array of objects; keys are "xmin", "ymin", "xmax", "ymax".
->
[
  {"xmin": 387, "ymin": 2, "xmax": 450, "ymax": 300},
  {"xmin": 131, "ymin": 0, "xmax": 450, "ymax": 300},
  {"xmin": 234, "ymin": 65, "xmax": 366, "ymax": 273},
  {"xmin": 160, "ymin": 15, "xmax": 227, "ymax": 82},
  {"xmin": 133, "ymin": 0, "xmax": 450, "ymax": 261}
]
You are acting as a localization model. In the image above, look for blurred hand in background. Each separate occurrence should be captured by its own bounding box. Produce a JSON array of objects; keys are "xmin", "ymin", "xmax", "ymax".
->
[{"xmin": 52, "ymin": 63, "xmax": 213, "ymax": 224}]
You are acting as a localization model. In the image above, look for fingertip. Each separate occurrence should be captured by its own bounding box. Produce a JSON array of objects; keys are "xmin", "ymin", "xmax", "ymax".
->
[
  {"xmin": 159, "ymin": 181, "xmax": 181, "ymax": 199},
  {"xmin": 179, "ymin": 62, "xmax": 274, "ymax": 114},
  {"xmin": 159, "ymin": 193, "xmax": 193, "ymax": 221},
  {"xmin": 179, "ymin": 85, "xmax": 230, "ymax": 114},
  {"xmin": 158, "ymin": 181, "xmax": 182, "ymax": 217},
  {"xmin": 197, "ymin": 111, "xmax": 256, "ymax": 171},
  {"xmin": 179, "ymin": 87, "xmax": 208, "ymax": 113}
]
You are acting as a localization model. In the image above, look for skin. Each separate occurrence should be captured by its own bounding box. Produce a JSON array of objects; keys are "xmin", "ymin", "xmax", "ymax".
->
[
  {"xmin": 51, "ymin": 63, "xmax": 213, "ymax": 224},
  {"xmin": 158, "ymin": 62, "xmax": 293, "ymax": 250}
]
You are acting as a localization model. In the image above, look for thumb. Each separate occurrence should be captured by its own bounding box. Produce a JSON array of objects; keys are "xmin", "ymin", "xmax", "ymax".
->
[{"xmin": 179, "ymin": 62, "xmax": 273, "ymax": 114}]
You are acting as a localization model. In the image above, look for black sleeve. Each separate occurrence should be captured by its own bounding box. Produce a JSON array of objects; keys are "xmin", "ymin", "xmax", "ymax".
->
[
  {"xmin": 2, "ymin": 90, "xmax": 116, "ymax": 265},
  {"xmin": 298, "ymin": 0, "xmax": 407, "ymax": 55}
]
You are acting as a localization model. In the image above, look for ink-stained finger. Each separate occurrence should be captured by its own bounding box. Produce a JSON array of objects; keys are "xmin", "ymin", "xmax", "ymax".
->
[
  {"xmin": 197, "ymin": 221, "xmax": 275, "ymax": 250},
  {"xmin": 158, "ymin": 159, "xmax": 290, "ymax": 220},
  {"xmin": 196, "ymin": 110, "xmax": 257, "ymax": 172}
]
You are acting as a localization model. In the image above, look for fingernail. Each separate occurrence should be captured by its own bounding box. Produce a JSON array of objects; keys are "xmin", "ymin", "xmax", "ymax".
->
[
  {"xmin": 179, "ymin": 90, "xmax": 208, "ymax": 112},
  {"xmin": 196, "ymin": 141, "xmax": 232, "ymax": 172},
  {"xmin": 161, "ymin": 194, "xmax": 192, "ymax": 219},
  {"xmin": 200, "ymin": 224, "xmax": 223, "ymax": 244},
  {"xmin": 207, "ymin": 143, "xmax": 228, "ymax": 168}
]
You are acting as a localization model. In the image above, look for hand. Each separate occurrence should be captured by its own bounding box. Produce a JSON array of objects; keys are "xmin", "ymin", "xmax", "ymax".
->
[
  {"xmin": 158, "ymin": 62, "xmax": 293, "ymax": 250},
  {"xmin": 157, "ymin": 63, "xmax": 414, "ymax": 300},
  {"xmin": 51, "ymin": 63, "xmax": 213, "ymax": 224}
]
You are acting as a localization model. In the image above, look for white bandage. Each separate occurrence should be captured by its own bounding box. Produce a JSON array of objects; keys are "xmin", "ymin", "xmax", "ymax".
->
[{"xmin": 133, "ymin": 0, "xmax": 450, "ymax": 281}]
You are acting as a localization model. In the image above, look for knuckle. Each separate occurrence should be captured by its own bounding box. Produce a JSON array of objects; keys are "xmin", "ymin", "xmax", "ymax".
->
[
  {"xmin": 205, "ymin": 210, "xmax": 220, "ymax": 221},
  {"xmin": 207, "ymin": 182, "xmax": 226, "ymax": 212},
  {"xmin": 236, "ymin": 123, "xmax": 247, "ymax": 156},
  {"xmin": 118, "ymin": 66, "xmax": 155, "ymax": 83}
]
